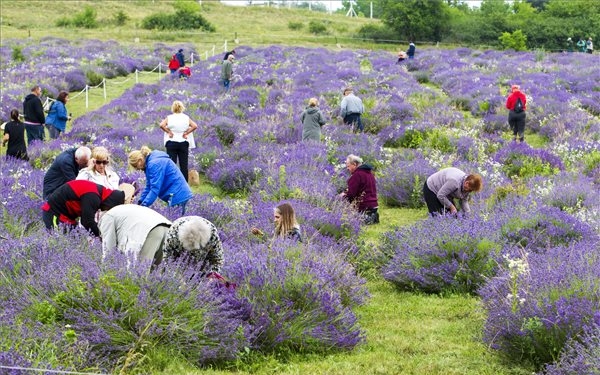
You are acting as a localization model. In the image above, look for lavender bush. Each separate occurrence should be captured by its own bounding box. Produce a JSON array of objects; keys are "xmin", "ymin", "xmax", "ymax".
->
[{"xmin": 480, "ymin": 240, "xmax": 600, "ymax": 369}]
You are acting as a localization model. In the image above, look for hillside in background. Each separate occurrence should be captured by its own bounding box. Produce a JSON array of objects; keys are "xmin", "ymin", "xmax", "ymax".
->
[{"xmin": 0, "ymin": 0, "xmax": 384, "ymax": 50}]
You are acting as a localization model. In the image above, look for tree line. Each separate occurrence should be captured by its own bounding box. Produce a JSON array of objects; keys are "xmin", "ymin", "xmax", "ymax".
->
[{"xmin": 345, "ymin": 0, "xmax": 599, "ymax": 51}]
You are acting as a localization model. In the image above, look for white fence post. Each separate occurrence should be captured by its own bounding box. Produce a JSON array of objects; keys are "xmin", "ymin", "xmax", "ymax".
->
[
  {"xmin": 212, "ymin": 45, "xmax": 216, "ymax": 56},
  {"xmin": 158, "ymin": 63, "xmax": 162, "ymax": 80},
  {"xmin": 224, "ymin": 40, "xmax": 227, "ymax": 52},
  {"xmin": 191, "ymin": 53, "xmax": 195, "ymax": 66},
  {"xmin": 103, "ymin": 79, "xmax": 107, "ymax": 101},
  {"xmin": 85, "ymin": 86, "xmax": 89, "ymax": 109},
  {"xmin": 205, "ymin": 51, "xmax": 209, "ymax": 60},
  {"xmin": 135, "ymin": 69, "xmax": 139, "ymax": 83}
]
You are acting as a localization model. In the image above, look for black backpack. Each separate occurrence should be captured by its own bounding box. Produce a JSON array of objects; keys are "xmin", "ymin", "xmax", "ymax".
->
[{"xmin": 514, "ymin": 97, "xmax": 524, "ymax": 113}]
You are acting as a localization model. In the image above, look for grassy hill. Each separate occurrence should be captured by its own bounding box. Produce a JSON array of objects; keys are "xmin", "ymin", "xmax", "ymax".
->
[{"xmin": 0, "ymin": 0, "xmax": 386, "ymax": 50}]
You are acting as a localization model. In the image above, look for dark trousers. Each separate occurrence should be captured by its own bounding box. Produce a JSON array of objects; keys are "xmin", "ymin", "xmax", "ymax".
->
[
  {"xmin": 344, "ymin": 113, "xmax": 363, "ymax": 132},
  {"xmin": 165, "ymin": 140, "xmax": 189, "ymax": 182},
  {"xmin": 508, "ymin": 111, "xmax": 526, "ymax": 141},
  {"xmin": 25, "ymin": 124, "xmax": 44, "ymax": 145},
  {"xmin": 423, "ymin": 181, "xmax": 446, "ymax": 216}
]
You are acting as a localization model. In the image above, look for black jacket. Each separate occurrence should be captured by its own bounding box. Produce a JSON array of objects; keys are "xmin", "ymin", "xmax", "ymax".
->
[{"xmin": 23, "ymin": 93, "xmax": 45, "ymax": 124}]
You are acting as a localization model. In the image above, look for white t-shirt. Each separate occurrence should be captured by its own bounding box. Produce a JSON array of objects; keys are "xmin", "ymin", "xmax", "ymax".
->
[{"xmin": 163, "ymin": 113, "xmax": 196, "ymax": 149}]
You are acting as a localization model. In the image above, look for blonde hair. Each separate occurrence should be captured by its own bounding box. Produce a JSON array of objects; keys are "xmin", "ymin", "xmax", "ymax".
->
[
  {"xmin": 128, "ymin": 146, "xmax": 152, "ymax": 169},
  {"xmin": 92, "ymin": 146, "xmax": 110, "ymax": 161},
  {"xmin": 274, "ymin": 203, "xmax": 298, "ymax": 238},
  {"xmin": 308, "ymin": 98, "xmax": 318, "ymax": 107},
  {"xmin": 171, "ymin": 100, "xmax": 185, "ymax": 114}
]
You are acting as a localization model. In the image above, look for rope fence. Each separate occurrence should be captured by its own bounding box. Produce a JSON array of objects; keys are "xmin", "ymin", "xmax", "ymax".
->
[{"xmin": 45, "ymin": 40, "xmax": 230, "ymax": 110}]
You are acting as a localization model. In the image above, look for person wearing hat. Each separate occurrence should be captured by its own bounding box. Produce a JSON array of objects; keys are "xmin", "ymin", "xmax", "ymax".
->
[
  {"xmin": 99, "ymin": 205, "xmax": 172, "ymax": 268},
  {"xmin": 175, "ymin": 48, "xmax": 185, "ymax": 67},
  {"xmin": 42, "ymin": 180, "xmax": 134, "ymax": 237},
  {"xmin": 506, "ymin": 84, "xmax": 527, "ymax": 143},
  {"xmin": 566, "ymin": 37, "xmax": 574, "ymax": 52},
  {"xmin": 586, "ymin": 37, "xmax": 593, "ymax": 54},
  {"xmin": 163, "ymin": 216, "xmax": 224, "ymax": 276},
  {"xmin": 340, "ymin": 87, "xmax": 364, "ymax": 133}
]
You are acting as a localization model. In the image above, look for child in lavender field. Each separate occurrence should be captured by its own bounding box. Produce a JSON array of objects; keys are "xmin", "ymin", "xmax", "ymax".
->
[{"xmin": 251, "ymin": 203, "xmax": 303, "ymax": 242}]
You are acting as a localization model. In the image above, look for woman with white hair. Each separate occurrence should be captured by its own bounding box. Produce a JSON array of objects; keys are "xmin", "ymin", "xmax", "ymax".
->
[
  {"xmin": 301, "ymin": 97, "xmax": 326, "ymax": 142},
  {"xmin": 159, "ymin": 100, "xmax": 198, "ymax": 181},
  {"xmin": 163, "ymin": 216, "xmax": 224, "ymax": 275}
]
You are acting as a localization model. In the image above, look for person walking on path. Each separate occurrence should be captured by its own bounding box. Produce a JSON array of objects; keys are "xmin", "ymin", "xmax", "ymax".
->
[
  {"xmin": 128, "ymin": 146, "xmax": 193, "ymax": 215},
  {"xmin": 99, "ymin": 204, "xmax": 172, "ymax": 268},
  {"xmin": 340, "ymin": 87, "xmax": 364, "ymax": 133},
  {"xmin": 301, "ymin": 97, "xmax": 326, "ymax": 142},
  {"xmin": 159, "ymin": 100, "xmax": 198, "ymax": 181},
  {"xmin": 2, "ymin": 109, "xmax": 28, "ymax": 161},
  {"xmin": 586, "ymin": 37, "xmax": 594, "ymax": 54},
  {"xmin": 43, "ymin": 146, "xmax": 91, "ymax": 200},
  {"xmin": 339, "ymin": 154, "xmax": 379, "ymax": 225},
  {"xmin": 221, "ymin": 54, "xmax": 234, "ymax": 91},
  {"xmin": 423, "ymin": 167, "xmax": 482, "ymax": 216},
  {"xmin": 45, "ymin": 91, "xmax": 71, "ymax": 139},
  {"xmin": 23, "ymin": 85, "xmax": 45, "ymax": 145},
  {"xmin": 506, "ymin": 84, "xmax": 527, "ymax": 143}
]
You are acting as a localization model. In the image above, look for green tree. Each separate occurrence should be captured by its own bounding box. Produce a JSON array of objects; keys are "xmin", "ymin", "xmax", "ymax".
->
[
  {"xmin": 499, "ymin": 29, "xmax": 528, "ymax": 50},
  {"xmin": 380, "ymin": 0, "xmax": 451, "ymax": 41}
]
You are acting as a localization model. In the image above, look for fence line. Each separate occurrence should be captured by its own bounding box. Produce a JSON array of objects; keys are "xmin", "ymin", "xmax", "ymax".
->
[{"xmin": 58, "ymin": 40, "xmax": 230, "ymax": 109}]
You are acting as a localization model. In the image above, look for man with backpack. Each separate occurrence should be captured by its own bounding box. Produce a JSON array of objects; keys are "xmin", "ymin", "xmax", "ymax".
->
[{"xmin": 506, "ymin": 84, "xmax": 527, "ymax": 143}]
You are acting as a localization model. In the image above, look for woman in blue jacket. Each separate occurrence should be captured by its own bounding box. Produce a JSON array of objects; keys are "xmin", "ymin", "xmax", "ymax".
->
[
  {"xmin": 128, "ymin": 146, "xmax": 193, "ymax": 215},
  {"xmin": 45, "ymin": 91, "xmax": 70, "ymax": 139}
]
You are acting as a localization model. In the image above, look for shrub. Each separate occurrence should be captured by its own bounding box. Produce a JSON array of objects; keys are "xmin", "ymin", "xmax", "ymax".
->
[
  {"xmin": 225, "ymin": 239, "xmax": 367, "ymax": 353},
  {"xmin": 308, "ymin": 20, "xmax": 327, "ymax": 35},
  {"xmin": 113, "ymin": 10, "xmax": 129, "ymax": 26},
  {"xmin": 499, "ymin": 29, "xmax": 528, "ymax": 51},
  {"xmin": 11, "ymin": 46, "xmax": 25, "ymax": 63},
  {"xmin": 480, "ymin": 240, "xmax": 600, "ymax": 369},
  {"xmin": 56, "ymin": 6, "xmax": 99, "ymax": 28},
  {"xmin": 85, "ymin": 70, "xmax": 104, "ymax": 86},
  {"xmin": 288, "ymin": 21, "xmax": 303, "ymax": 31},
  {"xmin": 142, "ymin": 10, "xmax": 214, "ymax": 31},
  {"xmin": 378, "ymin": 156, "xmax": 435, "ymax": 208},
  {"xmin": 381, "ymin": 214, "xmax": 505, "ymax": 294},
  {"xmin": 356, "ymin": 23, "xmax": 396, "ymax": 41},
  {"xmin": 541, "ymin": 324, "xmax": 600, "ymax": 375},
  {"xmin": 494, "ymin": 142, "xmax": 563, "ymax": 179}
]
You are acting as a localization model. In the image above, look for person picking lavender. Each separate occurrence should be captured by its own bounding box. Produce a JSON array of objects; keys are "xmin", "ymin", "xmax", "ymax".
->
[{"xmin": 423, "ymin": 167, "xmax": 482, "ymax": 216}]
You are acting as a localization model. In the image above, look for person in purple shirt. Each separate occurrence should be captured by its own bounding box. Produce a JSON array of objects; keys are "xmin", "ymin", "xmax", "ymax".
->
[{"xmin": 339, "ymin": 154, "xmax": 379, "ymax": 225}]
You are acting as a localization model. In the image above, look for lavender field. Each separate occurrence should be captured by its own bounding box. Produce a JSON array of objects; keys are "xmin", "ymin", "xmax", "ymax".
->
[{"xmin": 1, "ymin": 37, "xmax": 600, "ymax": 374}]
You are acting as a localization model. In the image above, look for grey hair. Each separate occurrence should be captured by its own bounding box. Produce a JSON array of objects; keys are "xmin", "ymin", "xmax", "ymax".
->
[
  {"xmin": 346, "ymin": 154, "xmax": 363, "ymax": 165},
  {"xmin": 178, "ymin": 217, "xmax": 211, "ymax": 251},
  {"xmin": 75, "ymin": 146, "xmax": 92, "ymax": 160}
]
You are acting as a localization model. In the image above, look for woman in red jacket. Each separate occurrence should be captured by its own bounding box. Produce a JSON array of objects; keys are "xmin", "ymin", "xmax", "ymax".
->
[{"xmin": 506, "ymin": 84, "xmax": 527, "ymax": 143}]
